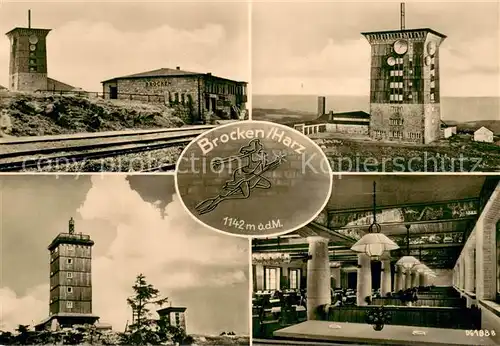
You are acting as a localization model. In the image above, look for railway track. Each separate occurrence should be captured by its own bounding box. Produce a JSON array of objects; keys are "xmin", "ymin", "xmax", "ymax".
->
[{"xmin": 0, "ymin": 126, "xmax": 214, "ymax": 172}]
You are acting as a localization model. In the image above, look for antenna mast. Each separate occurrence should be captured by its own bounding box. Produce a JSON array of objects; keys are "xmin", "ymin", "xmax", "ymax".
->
[
  {"xmin": 28, "ymin": 9, "xmax": 31, "ymax": 29},
  {"xmin": 400, "ymin": 3, "xmax": 405, "ymax": 30}
]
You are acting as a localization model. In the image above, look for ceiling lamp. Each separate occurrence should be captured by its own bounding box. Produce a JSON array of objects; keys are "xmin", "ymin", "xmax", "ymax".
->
[
  {"xmin": 413, "ymin": 263, "xmax": 430, "ymax": 273},
  {"xmin": 350, "ymin": 182, "xmax": 399, "ymax": 260},
  {"xmin": 396, "ymin": 224, "xmax": 421, "ymax": 270},
  {"xmin": 252, "ymin": 252, "xmax": 291, "ymax": 265}
]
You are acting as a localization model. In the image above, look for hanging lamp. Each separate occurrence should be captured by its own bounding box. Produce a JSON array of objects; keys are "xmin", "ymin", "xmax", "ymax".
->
[
  {"xmin": 350, "ymin": 182, "xmax": 399, "ymax": 260},
  {"xmin": 396, "ymin": 224, "xmax": 421, "ymax": 269}
]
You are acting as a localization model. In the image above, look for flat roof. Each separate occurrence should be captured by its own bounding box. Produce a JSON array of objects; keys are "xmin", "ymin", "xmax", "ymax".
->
[
  {"xmin": 102, "ymin": 67, "xmax": 247, "ymax": 84},
  {"xmin": 5, "ymin": 27, "xmax": 51, "ymax": 36},
  {"xmin": 157, "ymin": 306, "xmax": 187, "ymax": 314},
  {"xmin": 48, "ymin": 232, "xmax": 94, "ymax": 250},
  {"xmin": 361, "ymin": 28, "xmax": 447, "ymax": 39}
]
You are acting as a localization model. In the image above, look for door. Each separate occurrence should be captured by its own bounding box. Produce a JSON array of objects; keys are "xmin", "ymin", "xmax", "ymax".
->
[
  {"xmin": 211, "ymin": 97, "xmax": 217, "ymax": 112},
  {"xmin": 109, "ymin": 86, "xmax": 117, "ymax": 99}
]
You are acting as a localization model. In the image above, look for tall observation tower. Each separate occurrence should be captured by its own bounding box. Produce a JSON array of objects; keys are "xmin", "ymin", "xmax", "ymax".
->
[
  {"xmin": 35, "ymin": 218, "xmax": 100, "ymax": 331},
  {"xmin": 5, "ymin": 10, "xmax": 51, "ymax": 92},
  {"xmin": 362, "ymin": 3, "xmax": 447, "ymax": 144}
]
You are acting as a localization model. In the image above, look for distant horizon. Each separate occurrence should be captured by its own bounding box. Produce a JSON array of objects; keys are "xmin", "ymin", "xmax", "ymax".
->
[
  {"xmin": 253, "ymin": 94, "xmax": 500, "ymax": 98},
  {"xmin": 252, "ymin": 94, "xmax": 500, "ymax": 122}
]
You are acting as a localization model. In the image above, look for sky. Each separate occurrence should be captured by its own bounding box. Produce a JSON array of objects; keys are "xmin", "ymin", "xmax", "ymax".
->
[
  {"xmin": 0, "ymin": 174, "xmax": 249, "ymax": 336},
  {"xmin": 252, "ymin": 1, "xmax": 500, "ymax": 97},
  {"xmin": 0, "ymin": 0, "xmax": 250, "ymax": 91}
]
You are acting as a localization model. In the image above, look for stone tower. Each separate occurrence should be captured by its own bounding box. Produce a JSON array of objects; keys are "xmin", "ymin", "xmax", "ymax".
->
[
  {"xmin": 362, "ymin": 4, "xmax": 446, "ymax": 144},
  {"xmin": 36, "ymin": 218, "xmax": 99, "ymax": 330},
  {"xmin": 5, "ymin": 10, "xmax": 50, "ymax": 92}
]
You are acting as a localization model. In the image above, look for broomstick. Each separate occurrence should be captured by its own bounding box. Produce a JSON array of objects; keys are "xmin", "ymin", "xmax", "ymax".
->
[{"xmin": 195, "ymin": 154, "xmax": 286, "ymax": 215}]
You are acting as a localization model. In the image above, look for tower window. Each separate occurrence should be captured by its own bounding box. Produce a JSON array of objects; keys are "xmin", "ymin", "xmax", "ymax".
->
[
  {"xmin": 29, "ymin": 59, "xmax": 36, "ymax": 65},
  {"xmin": 67, "ymin": 287, "xmax": 73, "ymax": 293},
  {"xmin": 430, "ymin": 94, "xmax": 435, "ymax": 102},
  {"xmin": 67, "ymin": 272, "xmax": 73, "ymax": 279},
  {"xmin": 409, "ymin": 81, "xmax": 413, "ymax": 87},
  {"xmin": 67, "ymin": 258, "xmax": 73, "ymax": 264},
  {"xmin": 29, "ymin": 66, "xmax": 37, "ymax": 72},
  {"xmin": 390, "ymin": 119, "xmax": 404, "ymax": 126},
  {"xmin": 408, "ymin": 94, "xmax": 413, "ymax": 100},
  {"xmin": 67, "ymin": 301, "xmax": 73, "ymax": 309}
]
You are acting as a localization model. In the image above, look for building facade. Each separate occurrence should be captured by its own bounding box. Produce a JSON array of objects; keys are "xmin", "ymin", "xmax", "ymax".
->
[
  {"xmin": 363, "ymin": 28, "xmax": 446, "ymax": 144},
  {"xmin": 474, "ymin": 127, "xmax": 494, "ymax": 143},
  {"xmin": 35, "ymin": 218, "xmax": 99, "ymax": 331},
  {"xmin": 6, "ymin": 12, "xmax": 76, "ymax": 92},
  {"xmin": 157, "ymin": 306, "xmax": 187, "ymax": 332},
  {"xmin": 101, "ymin": 67, "xmax": 247, "ymax": 124}
]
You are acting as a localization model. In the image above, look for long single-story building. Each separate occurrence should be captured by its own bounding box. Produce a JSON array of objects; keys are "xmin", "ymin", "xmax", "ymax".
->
[
  {"xmin": 292, "ymin": 111, "xmax": 371, "ymax": 136},
  {"xmin": 101, "ymin": 67, "xmax": 247, "ymax": 123}
]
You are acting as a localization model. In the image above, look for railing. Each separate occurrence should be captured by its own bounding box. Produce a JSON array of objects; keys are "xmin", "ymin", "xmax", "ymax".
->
[
  {"xmin": 33, "ymin": 89, "xmax": 169, "ymax": 103},
  {"xmin": 55, "ymin": 232, "xmax": 91, "ymax": 240}
]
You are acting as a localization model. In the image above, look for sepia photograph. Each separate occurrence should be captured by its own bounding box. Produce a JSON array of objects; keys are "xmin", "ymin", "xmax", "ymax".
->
[
  {"xmin": 0, "ymin": 174, "xmax": 250, "ymax": 345},
  {"xmin": 252, "ymin": 1, "xmax": 500, "ymax": 172},
  {"xmin": 252, "ymin": 175, "xmax": 500, "ymax": 345},
  {"xmin": 0, "ymin": 1, "xmax": 249, "ymax": 172}
]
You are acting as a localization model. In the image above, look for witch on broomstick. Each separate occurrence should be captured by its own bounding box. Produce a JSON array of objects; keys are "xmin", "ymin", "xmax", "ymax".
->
[{"xmin": 195, "ymin": 138, "xmax": 286, "ymax": 215}]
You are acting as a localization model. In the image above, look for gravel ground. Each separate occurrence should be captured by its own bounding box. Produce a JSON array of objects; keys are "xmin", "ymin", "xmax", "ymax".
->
[{"xmin": 20, "ymin": 147, "xmax": 182, "ymax": 172}]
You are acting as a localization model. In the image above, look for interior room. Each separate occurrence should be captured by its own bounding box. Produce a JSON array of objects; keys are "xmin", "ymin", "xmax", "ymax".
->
[{"xmin": 252, "ymin": 175, "xmax": 500, "ymax": 345}]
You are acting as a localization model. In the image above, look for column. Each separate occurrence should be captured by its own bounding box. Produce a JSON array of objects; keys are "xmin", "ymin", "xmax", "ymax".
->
[
  {"xmin": 459, "ymin": 258, "xmax": 465, "ymax": 289},
  {"xmin": 404, "ymin": 269, "xmax": 412, "ymax": 289},
  {"xmin": 331, "ymin": 266, "xmax": 341, "ymax": 289},
  {"xmin": 357, "ymin": 253, "xmax": 372, "ymax": 306},
  {"xmin": 395, "ymin": 265, "xmax": 404, "ymax": 292},
  {"xmin": 380, "ymin": 259, "xmax": 392, "ymax": 297},
  {"xmin": 419, "ymin": 272, "xmax": 427, "ymax": 287},
  {"xmin": 464, "ymin": 246, "xmax": 474, "ymax": 292},
  {"xmin": 411, "ymin": 270, "xmax": 420, "ymax": 287},
  {"xmin": 306, "ymin": 237, "xmax": 331, "ymax": 320}
]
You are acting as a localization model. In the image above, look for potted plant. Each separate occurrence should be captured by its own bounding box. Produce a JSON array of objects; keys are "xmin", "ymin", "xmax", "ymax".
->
[{"xmin": 365, "ymin": 306, "xmax": 391, "ymax": 331}]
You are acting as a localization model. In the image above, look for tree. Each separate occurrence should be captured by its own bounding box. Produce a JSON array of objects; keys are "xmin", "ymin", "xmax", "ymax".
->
[
  {"xmin": 127, "ymin": 273, "xmax": 169, "ymax": 328},
  {"xmin": 123, "ymin": 274, "xmax": 169, "ymax": 345}
]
